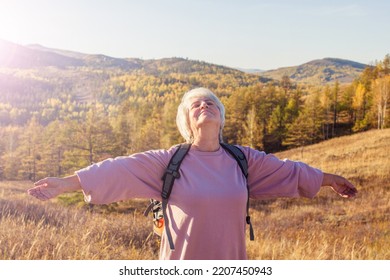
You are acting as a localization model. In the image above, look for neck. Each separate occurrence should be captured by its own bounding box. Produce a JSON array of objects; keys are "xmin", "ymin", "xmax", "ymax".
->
[
  {"xmin": 192, "ymin": 138, "xmax": 220, "ymax": 152},
  {"xmin": 191, "ymin": 123, "xmax": 221, "ymax": 152},
  {"xmin": 192, "ymin": 129, "xmax": 220, "ymax": 151}
]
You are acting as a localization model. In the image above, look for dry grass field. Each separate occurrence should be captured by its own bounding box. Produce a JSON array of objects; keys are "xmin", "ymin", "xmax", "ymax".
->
[{"xmin": 0, "ymin": 129, "xmax": 389, "ymax": 260}]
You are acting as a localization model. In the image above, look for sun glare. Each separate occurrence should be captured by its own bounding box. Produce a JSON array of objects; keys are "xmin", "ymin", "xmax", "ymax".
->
[{"xmin": 0, "ymin": 1, "xmax": 33, "ymax": 48}]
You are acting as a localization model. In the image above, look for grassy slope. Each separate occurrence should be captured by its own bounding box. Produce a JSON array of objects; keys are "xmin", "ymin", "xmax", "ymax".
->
[
  {"xmin": 247, "ymin": 128, "xmax": 390, "ymax": 259},
  {"xmin": 0, "ymin": 129, "xmax": 389, "ymax": 259}
]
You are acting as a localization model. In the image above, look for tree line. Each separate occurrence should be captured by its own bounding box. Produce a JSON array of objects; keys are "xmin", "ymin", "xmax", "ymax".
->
[{"xmin": 0, "ymin": 55, "xmax": 388, "ymax": 181}]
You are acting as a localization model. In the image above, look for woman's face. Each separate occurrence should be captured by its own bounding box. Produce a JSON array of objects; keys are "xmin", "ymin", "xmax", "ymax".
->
[{"xmin": 188, "ymin": 97, "xmax": 221, "ymax": 136}]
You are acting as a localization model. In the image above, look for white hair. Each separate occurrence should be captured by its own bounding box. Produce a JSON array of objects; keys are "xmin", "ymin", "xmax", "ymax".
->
[{"xmin": 176, "ymin": 87, "xmax": 225, "ymax": 143}]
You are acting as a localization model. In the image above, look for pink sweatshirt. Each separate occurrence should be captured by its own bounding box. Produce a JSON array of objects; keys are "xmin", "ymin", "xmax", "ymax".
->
[{"xmin": 76, "ymin": 145, "xmax": 323, "ymax": 260}]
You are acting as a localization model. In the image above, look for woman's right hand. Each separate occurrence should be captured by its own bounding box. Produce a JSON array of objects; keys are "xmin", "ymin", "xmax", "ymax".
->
[{"xmin": 27, "ymin": 175, "xmax": 81, "ymax": 201}]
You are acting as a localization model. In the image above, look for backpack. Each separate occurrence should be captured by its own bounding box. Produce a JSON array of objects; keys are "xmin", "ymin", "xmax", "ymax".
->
[{"xmin": 143, "ymin": 143, "xmax": 254, "ymax": 250}]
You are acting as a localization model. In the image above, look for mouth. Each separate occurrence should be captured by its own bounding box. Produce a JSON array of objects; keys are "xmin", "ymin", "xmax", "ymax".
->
[
  {"xmin": 198, "ymin": 111, "xmax": 211, "ymax": 117},
  {"xmin": 200, "ymin": 109, "xmax": 212, "ymax": 115}
]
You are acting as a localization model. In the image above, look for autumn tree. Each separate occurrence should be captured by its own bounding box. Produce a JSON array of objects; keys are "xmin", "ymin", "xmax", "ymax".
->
[
  {"xmin": 223, "ymin": 89, "xmax": 249, "ymax": 144},
  {"xmin": 242, "ymin": 93, "xmax": 264, "ymax": 150},
  {"xmin": 17, "ymin": 116, "xmax": 43, "ymax": 181},
  {"xmin": 0, "ymin": 126, "xmax": 20, "ymax": 179},
  {"xmin": 331, "ymin": 80, "xmax": 340, "ymax": 136},
  {"xmin": 351, "ymin": 65, "xmax": 378, "ymax": 131},
  {"xmin": 39, "ymin": 119, "xmax": 68, "ymax": 177},
  {"xmin": 372, "ymin": 76, "xmax": 390, "ymax": 129},
  {"xmin": 61, "ymin": 104, "xmax": 115, "ymax": 172},
  {"xmin": 284, "ymin": 91, "xmax": 323, "ymax": 148},
  {"xmin": 339, "ymin": 83, "xmax": 355, "ymax": 124}
]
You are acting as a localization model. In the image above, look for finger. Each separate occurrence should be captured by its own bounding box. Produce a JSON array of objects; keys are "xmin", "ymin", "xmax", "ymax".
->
[
  {"xmin": 346, "ymin": 187, "xmax": 358, "ymax": 197},
  {"xmin": 343, "ymin": 179, "xmax": 356, "ymax": 190},
  {"xmin": 36, "ymin": 188, "xmax": 50, "ymax": 200},
  {"xmin": 34, "ymin": 178, "xmax": 48, "ymax": 187},
  {"xmin": 340, "ymin": 186, "xmax": 357, "ymax": 198},
  {"xmin": 28, "ymin": 188, "xmax": 49, "ymax": 200},
  {"xmin": 27, "ymin": 187, "xmax": 38, "ymax": 196},
  {"xmin": 28, "ymin": 187, "xmax": 49, "ymax": 201}
]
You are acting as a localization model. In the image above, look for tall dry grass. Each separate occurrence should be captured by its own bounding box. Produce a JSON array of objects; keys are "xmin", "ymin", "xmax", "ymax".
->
[
  {"xmin": 247, "ymin": 128, "xmax": 390, "ymax": 259},
  {"xmin": 0, "ymin": 129, "xmax": 389, "ymax": 259},
  {"xmin": 0, "ymin": 182, "xmax": 159, "ymax": 259}
]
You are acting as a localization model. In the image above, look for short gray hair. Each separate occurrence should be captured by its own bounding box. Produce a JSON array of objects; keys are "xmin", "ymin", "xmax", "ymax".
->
[{"xmin": 176, "ymin": 87, "xmax": 225, "ymax": 143}]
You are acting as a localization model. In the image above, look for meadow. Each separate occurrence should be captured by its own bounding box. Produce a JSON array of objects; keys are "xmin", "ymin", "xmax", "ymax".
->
[{"xmin": 0, "ymin": 129, "xmax": 389, "ymax": 260}]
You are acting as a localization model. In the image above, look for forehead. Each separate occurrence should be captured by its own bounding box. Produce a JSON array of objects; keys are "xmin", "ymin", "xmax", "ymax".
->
[{"xmin": 189, "ymin": 97, "xmax": 214, "ymax": 103}]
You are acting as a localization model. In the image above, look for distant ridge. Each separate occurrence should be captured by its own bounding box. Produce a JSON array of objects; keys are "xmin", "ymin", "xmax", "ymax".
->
[
  {"xmin": 0, "ymin": 40, "xmax": 141, "ymax": 70},
  {"xmin": 235, "ymin": 67, "xmax": 265, "ymax": 73},
  {"xmin": 259, "ymin": 57, "xmax": 368, "ymax": 84},
  {"xmin": 303, "ymin": 57, "xmax": 366, "ymax": 69},
  {"xmin": 0, "ymin": 39, "xmax": 244, "ymax": 74},
  {"xmin": 0, "ymin": 39, "xmax": 84, "ymax": 68},
  {"xmin": 1, "ymin": 39, "xmax": 368, "ymax": 84}
]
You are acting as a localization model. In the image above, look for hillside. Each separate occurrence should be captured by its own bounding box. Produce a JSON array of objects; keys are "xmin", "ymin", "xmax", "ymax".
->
[
  {"xmin": 0, "ymin": 39, "xmax": 147, "ymax": 70},
  {"xmin": 0, "ymin": 39, "xmax": 387, "ymax": 172},
  {"xmin": 1, "ymin": 39, "xmax": 368, "ymax": 85},
  {"xmin": 1, "ymin": 39, "xmax": 245, "ymax": 75},
  {"xmin": 275, "ymin": 128, "xmax": 390, "ymax": 183},
  {"xmin": 0, "ymin": 39, "xmax": 370, "ymax": 109},
  {"xmin": 0, "ymin": 39, "xmax": 259, "ymax": 108},
  {"xmin": 248, "ymin": 128, "xmax": 390, "ymax": 259},
  {"xmin": 0, "ymin": 39, "xmax": 84, "ymax": 68},
  {"xmin": 259, "ymin": 57, "xmax": 367, "ymax": 85}
]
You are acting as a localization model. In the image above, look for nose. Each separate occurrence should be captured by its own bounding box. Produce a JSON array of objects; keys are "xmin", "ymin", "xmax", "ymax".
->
[{"xmin": 200, "ymin": 101, "xmax": 209, "ymax": 109}]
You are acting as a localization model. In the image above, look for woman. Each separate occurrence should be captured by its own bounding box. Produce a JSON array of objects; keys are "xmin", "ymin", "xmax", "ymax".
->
[{"xmin": 28, "ymin": 87, "xmax": 357, "ymax": 260}]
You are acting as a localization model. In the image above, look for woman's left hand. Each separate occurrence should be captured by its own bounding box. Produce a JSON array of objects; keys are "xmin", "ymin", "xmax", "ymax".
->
[{"xmin": 322, "ymin": 172, "xmax": 358, "ymax": 198}]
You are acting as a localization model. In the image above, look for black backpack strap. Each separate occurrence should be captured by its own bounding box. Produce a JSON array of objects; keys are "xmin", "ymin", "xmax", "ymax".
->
[
  {"xmin": 220, "ymin": 143, "xmax": 254, "ymax": 241},
  {"xmin": 220, "ymin": 143, "xmax": 248, "ymax": 177},
  {"xmin": 161, "ymin": 143, "xmax": 191, "ymax": 250}
]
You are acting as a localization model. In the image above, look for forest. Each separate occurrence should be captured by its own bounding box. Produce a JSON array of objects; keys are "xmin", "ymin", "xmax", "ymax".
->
[{"xmin": 0, "ymin": 54, "xmax": 389, "ymax": 181}]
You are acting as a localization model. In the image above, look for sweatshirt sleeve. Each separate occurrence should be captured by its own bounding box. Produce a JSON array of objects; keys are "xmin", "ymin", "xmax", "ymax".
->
[
  {"xmin": 75, "ymin": 148, "xmax": 175, "ymax": 204},
  {"xmin": 240, "ymin": 146, "xmax": 323, "ymax": 199}
]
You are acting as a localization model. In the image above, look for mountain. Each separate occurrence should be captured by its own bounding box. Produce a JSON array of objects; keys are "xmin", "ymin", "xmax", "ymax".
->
[
  {"xmin": 259, "ymin": 58, "xmax": 368, "ymax": 85},
  {"xmin": 235, "ymin": 67, "xmax": 265, "ymax": 73},
  {"xmin": 1, "ymin": 39, "xmax": 250, "ymax": 76},
  {"xmin": 27, "ymin": 44, "xmax": 144, "ymax": 70},
  {"xmin": 1, "ymin": 39, "xmax": 368, "ymax": 84},
  {"xmin": 0, "ymin": 39, "xmax": 85, "ymax": 68},
  {"xmin": 0, "ymin": 39, "xmax": 263, "ymax": 108},
  {"xmin": 0, "ymin": 40, "xmax": 142, "ymax": 70}
]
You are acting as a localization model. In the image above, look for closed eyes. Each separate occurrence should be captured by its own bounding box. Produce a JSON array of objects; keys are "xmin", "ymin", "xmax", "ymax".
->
[{"xmin": 191, "ymin": 100, "xmax": 215, "ymax": 109}]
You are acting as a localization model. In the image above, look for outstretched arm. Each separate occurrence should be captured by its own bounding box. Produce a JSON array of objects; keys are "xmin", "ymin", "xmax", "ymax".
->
[
  {"xmin": 322, "ymin": 172, "xmax": 357, "ymax": 198},
  {"xmin": 27, "ymin": 175, "xmax": 82, "ymax": 201}
]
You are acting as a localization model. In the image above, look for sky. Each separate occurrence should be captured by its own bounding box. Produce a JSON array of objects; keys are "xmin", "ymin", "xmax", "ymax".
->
[{"xmin": 0, "ymin": 0, "xmax": 389, "ymax": 70}]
